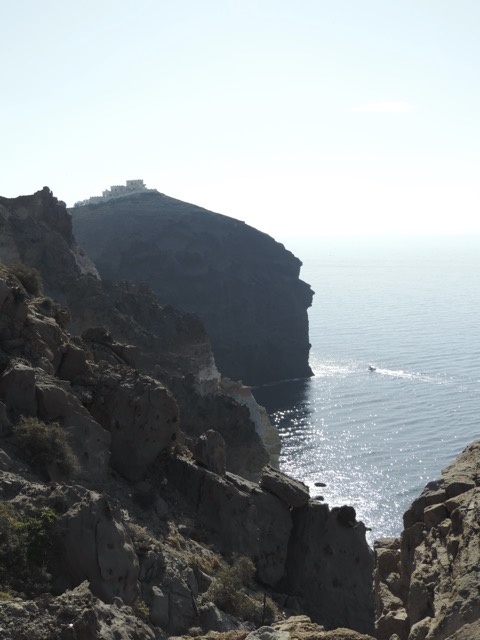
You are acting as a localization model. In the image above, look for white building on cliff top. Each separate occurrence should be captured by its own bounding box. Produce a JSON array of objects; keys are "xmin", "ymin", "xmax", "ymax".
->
[{"xmin": 74, "ymin": 179, "xmax": 156, "ymax": 207}]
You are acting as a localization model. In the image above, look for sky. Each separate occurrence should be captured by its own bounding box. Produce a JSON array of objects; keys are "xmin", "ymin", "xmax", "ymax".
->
[{"xmin": 2, "ymin": 0, "xmax": 480, "ymax": 237}]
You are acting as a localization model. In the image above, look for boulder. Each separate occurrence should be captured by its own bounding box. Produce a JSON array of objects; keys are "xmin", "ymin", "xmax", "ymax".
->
[
  {"xmin": 285, "ymin": 501, "xmax": 374, "ymax": 634},
  {"xmin": 193, "ymin": 429, "xmax": 227, "ymax": 475},
  {"xmin": 88, "ymin": 367, "xmax": 179, "ymax": 481},
  {"xmin": 375, "ymin": 439, "xmax": 480, "ymax": 640},
  {"xmin": 150, "ymin": 585, "xmax": 169, "ymax": 628},
  {"xmin": 260, "ymin": 464, "xmax": 310, "ymax": 508},
  {"xmin": 35, "ymin": 375, "xmax": 110, "ymax": 482},
  {"xmin": 56, "ymin": 490, "xmax": 139, "ymax": 605},
  {"xmin": 166, "ymin": 455, "xmax": 292, "ymax": 587},
  {"xmin": 198, "ymin": 602, "xmax": 239, "ymax": 632},
  {"xmin": 0, "ymin": 581, "xmax": 155, "ymax": 640},
  {"xmin": 0, "ymin": 361, "xmax": 37, "ymax": 416}
]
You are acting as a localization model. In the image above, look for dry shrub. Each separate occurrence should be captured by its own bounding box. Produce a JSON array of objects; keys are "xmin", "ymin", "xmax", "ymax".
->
[
  {"xmin": 205, "ymin": 556, "xmax": 280, "ymax": 625},
  {"xmin": 13, "ymin": 417, "xmax": 80, "ymax": 480},
  {"xmin": 9, "ymin": 262, "xmax": 43, "ymax": 296},
  {"xmin": 190, "ymin": 550, "xmax": 221, "ymax": 575}
]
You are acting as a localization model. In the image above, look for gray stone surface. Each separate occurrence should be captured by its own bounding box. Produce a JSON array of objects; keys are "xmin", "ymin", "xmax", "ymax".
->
[{"xmin": 71, "ymin": 191, "xmax": 314, "ymax": 386}]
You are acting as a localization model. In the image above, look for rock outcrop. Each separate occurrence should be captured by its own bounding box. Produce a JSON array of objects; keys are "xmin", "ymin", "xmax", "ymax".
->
[
  {"xmin": 0, "ymin": 193, "xmax": 373, "ymax": 639},
  {"xmin": 0, "ymin": 188, "xmax": 271, "ymax": 481},
  {"xmin": 375, "ymin": 440, "xmax": 480, "ymax": 640},
  {"xmin": 70, "ymin": 191, "xmax": 314, "ymax": 386},
  {"xmin": 165, "ymin": 453, "xmax": 374, "ymax": 634}
]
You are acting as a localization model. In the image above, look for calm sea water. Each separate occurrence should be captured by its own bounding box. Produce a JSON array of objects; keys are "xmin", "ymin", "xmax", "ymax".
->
[{"xmin": 254, "ymin": 235, "xmax": 480, "ymax": 542}]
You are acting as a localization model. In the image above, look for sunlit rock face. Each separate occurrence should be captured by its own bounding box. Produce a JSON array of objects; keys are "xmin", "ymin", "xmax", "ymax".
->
[
  {"xmin": 71, "ymin": 191, "xmax": 314, "ymax": 386},
  {"xmin": 374, "ymin": 439, "xmax": 480, "ymax": 640}
]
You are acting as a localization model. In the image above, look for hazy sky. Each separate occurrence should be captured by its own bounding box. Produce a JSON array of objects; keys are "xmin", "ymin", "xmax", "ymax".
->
[{"xmin": 2, "ymin": 1, "xmax": 480, "ymax": 237}]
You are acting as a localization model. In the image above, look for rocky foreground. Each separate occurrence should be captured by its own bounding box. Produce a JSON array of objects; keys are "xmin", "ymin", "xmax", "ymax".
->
[
  {"xmin": 0, "ymin": 190, "xmax": 372, "ymax": 639},
  {"xmin": 375, "ymin": 440, "xmax": 480, "ymax": 640},
  {"xmin": 0, "ymin": 189, "xmax": 479, "ymax": 640}
]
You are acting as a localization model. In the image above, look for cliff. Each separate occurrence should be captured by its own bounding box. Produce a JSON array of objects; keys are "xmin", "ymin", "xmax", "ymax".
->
[
  {"xmin": 0, "ymin": 188, "xmax": 373, "ymax": 639},
  {"xmin": 374, "ymin": 440, "xmax": 480, "ymax": 640},
  {"xmin": 0, "ymin": 188, "xmax": 271, "ymax": 481},
  {"xmin": 70, "ymin": 191, "xmax": 314, "ymax": 386},
  {"xmin": 0, "ymin": 261, "xmax": 374, "ymax": 639}
]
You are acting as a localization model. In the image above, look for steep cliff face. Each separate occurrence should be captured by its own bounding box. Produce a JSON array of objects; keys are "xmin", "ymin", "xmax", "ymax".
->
[
  {"xmin": 375, "ymin": 440, "xmax": 480, "ymax": 640},
  {"xmin": 0, "ymin": 261, "xmax": 374, "ymax": 638},
  {"xmin": 0, "ymin": 189, "xmax": 271, "ymax": 480},
  {"xmin": 0, "ymin": 187, "xmax": 99, "ymax": 300},
  {"xmin": 71, "ymin": 192, "xmax": 314, "ymax": 386}
]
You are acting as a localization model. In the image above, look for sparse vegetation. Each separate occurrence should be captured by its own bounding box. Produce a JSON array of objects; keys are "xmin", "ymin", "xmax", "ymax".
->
[
  {"xmin": 8, "ymin": 262, "xmax": 43, "ymax": 296},
  {"xmin": 132, "ymin": 598, "xmax": 150, "ymax": 622},
  {"xmin": 205, "ymin": 556, "xmax": 280, "ymax": 625},
  {"xmin": 190, "ymin": 549, "xmax": 221, "ymax": 575},
  {"xmin": 13, "ymin": 417, "xmax": 80, "ymax": 480},
  {"xmin": 36, "ymin": 296, "xmax": 70, "ymax": 327},
  {"xmin": 0, "ymin": 501, "xmax": 59, "ymax": 596}
]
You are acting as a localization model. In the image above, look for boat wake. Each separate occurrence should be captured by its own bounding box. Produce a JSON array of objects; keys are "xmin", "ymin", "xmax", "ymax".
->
[{"xmin": 369, "ymin": 367, "xmax": 443, "ymax": 384}]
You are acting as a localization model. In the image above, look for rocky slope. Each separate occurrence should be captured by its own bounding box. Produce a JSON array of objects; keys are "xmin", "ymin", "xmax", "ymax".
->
[
  {"xmin": 0, "ymin": 188, "xmax": 272, "ymax": 481},
  {"xmin": 0, "ymin": 189, "xmax": 374, "ymax": 638},
  {"xmin": 374, "ymin": 440, "xmax": 480, "ymax": 640},
  {"xmin": 0, "ymin": 261, "xmax": 374, "ymax": 639},
  {"xmin": 70, "ymin": 191, "xmax": 314, "ymax": 386}
]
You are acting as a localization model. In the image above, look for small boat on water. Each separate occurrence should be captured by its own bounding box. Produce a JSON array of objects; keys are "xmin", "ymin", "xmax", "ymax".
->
[{"xmin": 368, "ymin": 365, "xmax": 376, "ymax": 372}]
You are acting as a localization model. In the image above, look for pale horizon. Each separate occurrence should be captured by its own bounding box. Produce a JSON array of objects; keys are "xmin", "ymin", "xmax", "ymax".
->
[{"xmin": 2, "ymin": 1, "xmax": 480, "ymax": 239}]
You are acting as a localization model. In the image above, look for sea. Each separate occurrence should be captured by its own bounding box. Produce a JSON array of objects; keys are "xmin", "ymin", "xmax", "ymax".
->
[{"xmin": 253, "ymin": 234, "xmax": 480, "ymax": 543}]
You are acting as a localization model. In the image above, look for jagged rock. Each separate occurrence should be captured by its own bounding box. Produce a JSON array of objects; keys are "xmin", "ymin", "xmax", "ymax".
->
[
  {"xmin": 56, "ymin": 490, "xmax": 139, "ymax": 605},
  {"xmin": 165, "ymin": 453, "xmax": 373, "ymax": 628},
  {"xmin": 171, "ymin": 376, "xmax": 269, "ymax": 481},
  {"xmin": 57, "ymin": 341, "xmax": 90, "ymax": 382},
  {"xmin": 193, "ymin": 429, "xmax": 227, "ymax": 476},
  {"xmin": 260, "ymin": 464, "xmax": 310, "ymax": 508},
  {"xmin": 166, "ymin": 454, "xmax": 292, "ymax": 587},
  {"xmin": 137, "ymin": 547, "xmax": 199, "ymax": 635},
  {"xmin": 0, "ymin": 447, "xmax": 11, "ymax": 470},
  {"xmin": 220, "ymin": 377, "xmax": 281, "ymax": 466},
  {"xmin": 150, "ymin": 586, "xmax": 169, "ymax": 628},
  {"xmin": 285, "ymin": 501, "xmax": 374, "ymax": 635},
  {"xmin": 0, "ymin": 191, "xmax": 274, "ymax": 483},
  {"xmin": 246, "ymin": 627, "xmax": 290, "ymax": 640},
  {"xmin": 34, "ymin": 374, "xmax": 111, "ymax": 481},
  {"xmin": 0, "ymin": 401, "xmax": 11, "ymax": 436},
  {"xmin": 87, "ymin": 366, "xmax": 179, "ymax": 481},
  {"xmin": 0, "ymin": 361, "xmax": 37, "ymax": 417},
  {"xmin": 198, "ymin": 602, "xmax": 240, "ymax": 632},
  {"xmin": 375, "ymin": 439, "xmax": 480, "ymax": 640},
  {"xmin": 0, "ymin": 581, "xmax": 155, "ymax": 640},
  {"xmin": 0, "ymin": 188, "xmax": 99, "ymax": 299},
  {"xmin": 71, "ymin": 191, "xmax": 314, "ymax": 386},
  {"xmin": 272, "ymin": 616, "xmax": 376, "ymax": 640},
  {"xmin": 0, "ymin": 192, "xmax": 378, "ymax": 637},
  {"xmin": 336, "ymin": 505, "xmax": 357, "ymax": 528}
]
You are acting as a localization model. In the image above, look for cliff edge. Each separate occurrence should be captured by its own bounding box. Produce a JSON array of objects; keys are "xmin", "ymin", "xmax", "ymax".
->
[
  {"xmin": 375, "ymin": 440, "xmax": 480, "ymax": 640},
  {"xmin": 71, "ymin": 192, "xmax": 314, "ymax": 386}
]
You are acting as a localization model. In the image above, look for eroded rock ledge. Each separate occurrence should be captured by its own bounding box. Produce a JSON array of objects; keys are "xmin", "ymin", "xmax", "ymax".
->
[
  {"xmin": 375, "ymin": 440, "xmax": 480, "ymax": 640},
  {"xmin": 0, "ymin": 258, "xmax": 373, "ymax": 638}
]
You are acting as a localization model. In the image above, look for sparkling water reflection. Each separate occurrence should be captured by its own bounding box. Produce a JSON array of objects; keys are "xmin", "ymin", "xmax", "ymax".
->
[{"xmin": 254, "ymin": 235, "xmax": 480, "ymax": 543}]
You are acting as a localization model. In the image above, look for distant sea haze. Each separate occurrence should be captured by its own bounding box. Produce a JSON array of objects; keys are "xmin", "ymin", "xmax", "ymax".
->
[{"xmin": 254, "ymin": 234, "xmax": 480, "ymax": 542}]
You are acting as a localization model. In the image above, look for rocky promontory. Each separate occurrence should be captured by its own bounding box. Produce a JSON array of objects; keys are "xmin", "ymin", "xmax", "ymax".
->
[
  {"xmin": 3, "ymin": 187, "xmax": 480, "ymax": 640},
  {"xmin": 70, "ymin": 191, "xmax": 314, "ymax": 386},
  {"xmin": 0, "ymin": 188, "xmax": 373, "ymax": 639},
  {"xmin": 375, "ymin": 441, "xmax": 480, "ymax": 640},
  {"xmin": 0, "ymin": 261, "xmax": 373, "ymax": 638}
]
